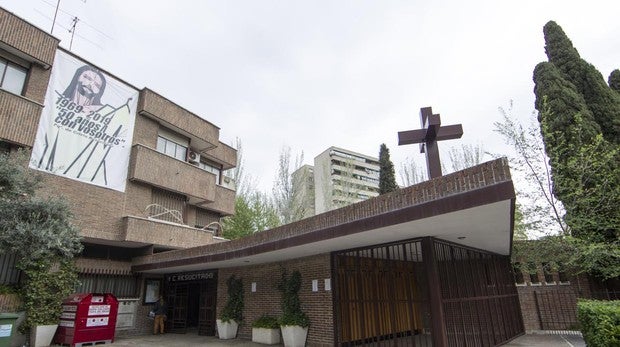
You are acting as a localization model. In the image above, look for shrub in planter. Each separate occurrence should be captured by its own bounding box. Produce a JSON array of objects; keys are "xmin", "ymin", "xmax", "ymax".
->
[
  {"xmin": 577, "ymin": 299, "xmax": 620, "ymax": 347},
  {"xmin": 253, "ymin": 315, "xmax": 280, "ymax": 329},
  {"xmin": 217, "ymin": 275, "xmax": 243, "ymax": 339},
  {"xmin": 278, "ymin": 270, "xmax": 309, "ymax": 347},
  {"xmin": 252, "ymin": 315, "xmax": 281, "ymax": 345}
]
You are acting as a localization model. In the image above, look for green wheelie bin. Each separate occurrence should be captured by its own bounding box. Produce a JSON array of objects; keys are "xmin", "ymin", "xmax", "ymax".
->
[{"xmin": 0, "ymin": 313, "xmax": 19, "ymax": 347}]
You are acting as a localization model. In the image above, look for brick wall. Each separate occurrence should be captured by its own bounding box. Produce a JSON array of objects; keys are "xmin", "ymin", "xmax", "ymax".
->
[
  {"xmin": 218, "ymin": 254, "xmax": 334, "ymax": 347},
  {"xmin": 516, "ymin": 272, "xmax": 591, "ymax": 331}
]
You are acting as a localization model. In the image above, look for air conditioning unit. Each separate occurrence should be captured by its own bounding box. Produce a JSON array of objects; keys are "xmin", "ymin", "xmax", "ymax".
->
[{"xmin": 187, "ymin": 150, "xmax": 201, "ymax": 164}]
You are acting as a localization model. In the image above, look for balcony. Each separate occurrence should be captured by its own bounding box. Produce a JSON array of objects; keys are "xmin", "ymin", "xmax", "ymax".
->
[
  {"xmin": 123, "ymin": 216, "xmax": 215, "ymax": 249},
  {"xmin": 0, "ymin": 90, "xmax": 43, "ymax": 147},
  {"xmin": 129, "ymin": 144, "xmax": 216, "ymax": 203},
  {"xmin": 202, "ymin": 141, "xmax": 237, "ymax": 170},
  {"xmin": 0, "ymin": 8, "xmax": 58, "ymax": 67},
  {"xmin": 138, "ymin": 89, "xmax": 219, "ymax": 152},
  {"xmin": 199, "ymin": 184, "xmax": 236, "ymax": 216}
]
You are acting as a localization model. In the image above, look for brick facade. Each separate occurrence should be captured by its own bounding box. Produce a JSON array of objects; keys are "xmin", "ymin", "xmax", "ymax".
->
[
  {"xmin": 0, "ymin": 6, "xmax": 237, "ymax": 340},
  {"xmin": 217, "ymin": 254, "xmax": 334, "ymax": 347},
  {"xmin": 515, "ymin": 270, "xmax": 593, "ymax": 331}
]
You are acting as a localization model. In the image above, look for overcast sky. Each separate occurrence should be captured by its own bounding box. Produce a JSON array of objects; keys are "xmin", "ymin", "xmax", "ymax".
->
[{"xmin": 2, "ymin": 0, "xmax": 619, "ymax": 193}]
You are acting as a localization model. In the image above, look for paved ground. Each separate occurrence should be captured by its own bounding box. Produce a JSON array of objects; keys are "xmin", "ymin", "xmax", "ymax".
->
[
  {"xmin": 90, "ymin": 331, "xmax": 585, "ymax": 347},
  {"xmin": 503, "ymin": 332, "xmax": 585, "ymax": 347}
]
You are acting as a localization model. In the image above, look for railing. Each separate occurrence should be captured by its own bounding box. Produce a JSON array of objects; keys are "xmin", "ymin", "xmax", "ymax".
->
[{"xmin": 144, "ymin": 204, "xmax": 183, "ymax": 224}]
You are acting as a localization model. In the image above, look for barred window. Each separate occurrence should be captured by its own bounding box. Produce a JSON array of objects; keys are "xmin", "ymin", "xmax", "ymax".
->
[
  {"xmin": 195, "ymin": 208, "xmax": 220, "ymax": 235},
  {"xmin": 76, "ymin": 274, "xmax": 138, "ymax": 298},
  {"xmin": 0, "ymin": 253, "xmax": 20, "ymax": 285},
  {"xmin": 150, "ymin": 188, "xmax": 186, "ymax": 223}
]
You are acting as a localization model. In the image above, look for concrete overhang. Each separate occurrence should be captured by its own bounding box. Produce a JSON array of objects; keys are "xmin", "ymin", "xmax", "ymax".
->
[{"xmin": 132, "ymin": 158, "xmax": 515, "ymax": 274}]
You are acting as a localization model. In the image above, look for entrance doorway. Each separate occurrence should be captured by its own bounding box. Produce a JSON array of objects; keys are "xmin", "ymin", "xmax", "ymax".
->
[{"xmin": 165, "ymin": 270, "xmax": 218, "ymax": 335}]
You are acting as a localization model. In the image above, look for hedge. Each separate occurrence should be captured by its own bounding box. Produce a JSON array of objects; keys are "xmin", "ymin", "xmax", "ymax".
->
[{"xmin": 577, "ymin": 299, "xmax": 620, "ymax": 347}]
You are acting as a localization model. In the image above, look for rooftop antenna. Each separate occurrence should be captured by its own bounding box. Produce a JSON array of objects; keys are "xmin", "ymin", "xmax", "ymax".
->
[
  {"xmin": 68, "ymin": 16, "xmax": 79, "ymax": 50},
  {"xmin": 50, "ymin": 0, "xmax": 60, "ymax": 34}
]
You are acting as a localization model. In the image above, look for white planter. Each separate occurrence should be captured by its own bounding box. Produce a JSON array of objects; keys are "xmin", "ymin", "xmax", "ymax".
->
[
  {"xmin": 216, "ymin": 319, "xmax": 239, "ymax": 339},
  {"xmin": 30, "ymin": 324, "xmax": 58, "ymax": 347},
  {"xmin": 281, "ymin": 325, "xmax": 308, "ymax": 347},
  {"xmin": 252, "ymin": 327, "xmax": 281, "ymax": 345}
]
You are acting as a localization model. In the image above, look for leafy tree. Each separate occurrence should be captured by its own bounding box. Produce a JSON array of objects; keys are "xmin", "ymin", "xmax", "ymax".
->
[
  {"xmin": 222, "ymin": 191, "xmax": 279, "ymax": 240},
  {"xmin": 272, "ymin": 146, "xmax": 306, "ymax": 224},
  {"xmin": 0, "ymin": 150, "xmax": 82, "ymax": 329},
  {"xmin": 227, "ymin": 138, "xmax": 257, "ymax": 197},
  {"xmin": 378, "ymin": 143, "xmax": 398, "ymax": 194},
  {"xmin": 399, "ymin": 157, "xmax": 426, "ymax": 186},
  {"xmin": 0, "ymin": 150, "xmax": 82, "ymax": 263},
  {"xmin": 221, "ymin": 139, "xmax": 279, "ymax": 239},
  {"xmin": 493, "ymin": 102, "xmax": 567, "ymax": 236},
  {"xmin": 446, "ymin": 143, "xmax": 486, "ymax": 172}
]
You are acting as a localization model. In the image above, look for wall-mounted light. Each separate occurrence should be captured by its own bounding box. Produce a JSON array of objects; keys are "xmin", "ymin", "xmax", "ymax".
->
[{"xmin": 251, "ymin": 282, "xmax": 257, "ymax": 292}]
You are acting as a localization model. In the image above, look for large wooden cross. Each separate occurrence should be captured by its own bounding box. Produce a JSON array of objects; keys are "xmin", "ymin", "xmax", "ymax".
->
[{"xmin": 398, "ymin": 106, "xmax": 463, "ymax": 179}]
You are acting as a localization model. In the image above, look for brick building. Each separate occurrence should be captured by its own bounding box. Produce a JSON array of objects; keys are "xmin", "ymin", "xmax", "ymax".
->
[
  {"xmin": 134, "ymin": 158, "xmax": 524, "ymax": 346},
  {"xmin": 2, "ymin": 7, "xmax": 527, "ymax": 346},
  {"xmin": 0, "ymin": 7, "xmax": 236, "ymax": 336}
]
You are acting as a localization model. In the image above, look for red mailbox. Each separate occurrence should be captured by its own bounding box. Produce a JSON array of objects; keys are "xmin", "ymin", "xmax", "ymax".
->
[{"xmin": 54, "ymin": 293, "xmax": 119, "ymax": 347}]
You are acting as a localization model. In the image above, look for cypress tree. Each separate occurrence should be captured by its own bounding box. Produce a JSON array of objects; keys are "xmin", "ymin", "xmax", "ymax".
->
[
  {"xmin": 609, "ymin": 69, "xmax": 620, "ymax": 93},
  {"xmin": 543, "ymin": 21, "xmax": 620, "ymax": 144},
  {"xmin": 378, "ymin": 143, "xmax": 398, "ymax": 194},
  {"xmin": 533, "ymin": 62, "xmax": 598, "ymax": 203},
  {"xmin": 534, "ymin": 24, "xmax": 620, "ymax": 244}
]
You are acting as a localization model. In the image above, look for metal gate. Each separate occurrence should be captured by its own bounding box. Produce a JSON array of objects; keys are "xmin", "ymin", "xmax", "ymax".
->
[
  {"xmin": 198, "ymin": 280, "xmax": 217, "ymax": 335},
  {"xmin": 167, "ymin": 283, "xmax": 189, "ymax": 333},
  {"xmin": 534, "ymin": 290, "xmax": 578, "ymax": 330},
  {"xmin": 433, "ymin": 240, "xmax": 524, "ymax": 346},
  {"xmin": 333, "ymin": 239, "xmax": 432, "ymax": 346}
]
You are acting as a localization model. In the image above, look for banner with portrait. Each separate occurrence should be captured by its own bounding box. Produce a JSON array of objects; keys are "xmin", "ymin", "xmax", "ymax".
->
[{"xmin": 30, "ymin": 50, "xmax": 138, "ymax": 192}]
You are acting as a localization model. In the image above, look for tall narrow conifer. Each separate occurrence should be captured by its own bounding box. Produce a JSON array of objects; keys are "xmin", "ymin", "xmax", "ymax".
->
[
  {"xmin": 543, "ymin": 21, "xmax": 620, "ymax": 143},
  {"xmin": 534, "ymin": 22, "xmax": 620, "ymax": 243},
  {"xmin": 609, "ymin": 69, "xmax": 620, "ymax": 93},
  {"xmin": 378, "ymin": 143, "xmax": 398, "ymax": 194}
]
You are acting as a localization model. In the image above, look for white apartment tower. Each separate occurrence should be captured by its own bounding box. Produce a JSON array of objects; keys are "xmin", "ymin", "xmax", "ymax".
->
[{"xmin": 295, "ymin": 147, "xmax": 380, "ymax": 216}]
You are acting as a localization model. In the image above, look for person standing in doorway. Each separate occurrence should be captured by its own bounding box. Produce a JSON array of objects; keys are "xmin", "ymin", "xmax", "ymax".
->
[{"xmin": 153, "ymin": 295, "xmax": 167, "ymax": 335}]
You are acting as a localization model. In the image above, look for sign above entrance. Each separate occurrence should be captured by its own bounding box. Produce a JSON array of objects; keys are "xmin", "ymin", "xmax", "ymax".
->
[{"xmin": 167, "ymin": 271, "xmax": 217, "ymax": 283}]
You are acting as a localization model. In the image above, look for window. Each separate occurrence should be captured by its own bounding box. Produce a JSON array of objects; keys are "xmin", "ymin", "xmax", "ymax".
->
[
  {"xmin": 156, "ymin": 135, "xmax": 187, "ymax": 161},
  {"xmin": 195, "ymin": 208, "xmax": 221, "ymax": 235},
  {"xmin": 76, "ymin": 274, "xmax": 138, "ymax": 298},
  {"xmin": 150, "ymin": 188, "xmax": 186, "ymax": 223},
  {"xmin": 0, "ymin": 252, "xmax": 20, "ymax": 285},
  {"xmin": 0, "ymin": 58, "xmax": 27, "ymax": 95},
  {"xmin": 196, "ymin": 160, "xmax": 221, "ymax": 184}
]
